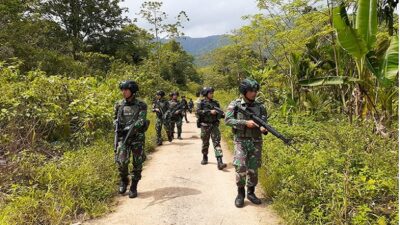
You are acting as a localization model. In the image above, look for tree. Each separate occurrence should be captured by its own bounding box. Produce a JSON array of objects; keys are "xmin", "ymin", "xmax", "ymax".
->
[
  {"xmin": 158, "ymin": 40, "xmax": 198, "ymax": 86},
  {"xmin": 41, "ymin": 0, "xmax": 129, "ymax": 58},
  {"xmin": 85, "ymin": 24, "xmax": 153, "ymax": 64},
  {"xmin": 138, "ymin": 1, "xmax": 189, "ymax": 66}
]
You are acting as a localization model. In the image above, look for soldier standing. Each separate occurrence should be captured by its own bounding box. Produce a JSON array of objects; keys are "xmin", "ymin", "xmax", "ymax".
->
[
  {"xmin": 152, "ymin": 90, "xmax": 170, "ymax": 145},
  {"xmin": 114, "ymin": 80, "xmax": 149, "ymax": 198},
  {"xmin": 166, "ymin": 91, "xmax": 184, "ymax": 140},
  {"xmin": 197, "ymin": 87, "xmax": 227, "ymax": 170},
  {"xmin": 225, "ymin": 78, "xmax": 268, "ymax": 207}
]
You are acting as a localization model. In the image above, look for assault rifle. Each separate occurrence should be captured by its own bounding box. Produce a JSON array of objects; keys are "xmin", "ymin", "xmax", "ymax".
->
[{"xmin": 234, "ymin": 105, "xmax": 298, "ymax": 151}]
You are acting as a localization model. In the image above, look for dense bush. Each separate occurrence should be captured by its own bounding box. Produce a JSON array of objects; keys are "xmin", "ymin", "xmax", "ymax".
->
[
  {"xmin": 0, "ymin": 139, "xmax": 116, "ymax": 225},
  {"xmin": 0, "ymin": 62, "xmax": 164, "ymax": 224},
  {"xmin": 262, "ymin": 115, "xmax": 398, "ymax": 224}
]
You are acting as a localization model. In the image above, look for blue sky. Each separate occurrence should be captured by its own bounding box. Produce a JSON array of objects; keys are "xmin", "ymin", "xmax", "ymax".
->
[{"xmin": 120, "ymin": 0, "xmax": 261, "ymax": 38}]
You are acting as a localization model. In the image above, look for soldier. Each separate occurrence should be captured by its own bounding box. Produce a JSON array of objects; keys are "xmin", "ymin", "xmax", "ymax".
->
[
  {"xmin": 114, "ymin": 80, "xmax": 149, "ymax": 198},
  {"xmin": 166, "ymin": 91, "xmax": 184, "ymax": 140},
  {"xmin": 225, "ymin": 78, "xmax": 268, "ymax": 208},
  {"xmin": 181, "ymin": 95, "xmax": 189, "ymax": 123},
  {"xmin": 188, "ymin": 98, "xmax": 194, "ymax": 113},
  {"xmin": 197, "ymin": 87, "xmax": 227, "ymax": 170},
  {"xmin": 152, "ymin": 90, "xmax": 170, "ymax": 145}
]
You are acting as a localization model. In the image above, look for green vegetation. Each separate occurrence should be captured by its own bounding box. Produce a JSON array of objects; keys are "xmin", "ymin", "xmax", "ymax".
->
[
  {"xmin": 212, "ymin": 0, "xmax": 398, "ymax": 223},
  {"xmin": 0, "ymin": 0, "xmax": 398, "ymax": 224},
  {"xmin": 0, "ymin": 0, "xmax": 199, "ymax": 224}
]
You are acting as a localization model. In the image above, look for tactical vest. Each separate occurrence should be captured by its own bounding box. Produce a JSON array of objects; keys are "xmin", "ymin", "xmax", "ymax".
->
[
  {"xmin": 233, "ymin": 99, "xmax": 265, "ymax": 140},
  {"xmin": 199, "ymin": 99, "xmax": 220, "ymax": 124},
  {"xmin": 155, "ymin": 99, "xmax": 169, "ymax": 117},
  {"xmin": 117, "ymin": 99, "xmax": 144, "ymax": 129},
  {"xmin": 168, "ymin": 100, "xmax": 181, "ymax": 118}
]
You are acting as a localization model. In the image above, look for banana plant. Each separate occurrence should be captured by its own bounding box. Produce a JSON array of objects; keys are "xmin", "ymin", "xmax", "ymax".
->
[
  {"xmin": 300, "ymin": 0, "xmax": 398, "ymax": 123},
  {"xmin": 333, "ymin": 0, "xmax": 399, "ymax": 127}
]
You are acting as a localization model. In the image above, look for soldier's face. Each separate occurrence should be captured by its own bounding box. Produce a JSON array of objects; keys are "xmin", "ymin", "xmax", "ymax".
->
[
  {"xmin": 156, "ymin": 95, "xmax": 161, "ymax": 100},
  {"xmin": 172, "ymin": 95, "xmax": 178, "ymax": 100},
  {"xmin": 207, "ymin": 92, "xmax": 214, "ymax": 99},
  {"xmin": 122, "ymin": 89, "xmax": 132, "ymax": 99},
  {"xmin": 245, "ymin": 90, "xmax": 257, "ymax": 101}
]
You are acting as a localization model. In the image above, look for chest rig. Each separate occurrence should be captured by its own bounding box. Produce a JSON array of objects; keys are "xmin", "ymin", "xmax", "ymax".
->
[
  {"xmin": 117, "ymin": 100, "xmax": 141, "ymax": 128},
  {"xmin": 233, "ymin": 99, "xmax": 264, "ymax": 140}
]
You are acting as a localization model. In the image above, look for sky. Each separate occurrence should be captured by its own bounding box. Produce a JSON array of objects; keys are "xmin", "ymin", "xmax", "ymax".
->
[{"xmin": 119, "ymin": 0, "xmax": 261, "ymax": 38}]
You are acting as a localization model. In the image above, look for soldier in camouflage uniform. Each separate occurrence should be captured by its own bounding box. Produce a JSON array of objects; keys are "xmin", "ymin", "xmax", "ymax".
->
[
  {"xmin": 225, "ymin": 78, "xmax": 268, "ymax": 208},
  {"xmin": 166, "ymin": 91, "xmax": 184, "ymax": 140},
  {"xmin": 197, "ymin": 87, "xmax": 227, "ymax": 170},
  {"xmin": 152, "ymin": 90, "xmax": 170, "ymax": 145},
  {"xmin": 188, "ymin": 99, "xmax": 194, "ymax": 113},
  {"xmin": 114, "ymin": 80, "xmax": 148, "ymax": 198},
  {"xmin": 181, "ymin": 95, "xmax": 189, "ymax": 123}
]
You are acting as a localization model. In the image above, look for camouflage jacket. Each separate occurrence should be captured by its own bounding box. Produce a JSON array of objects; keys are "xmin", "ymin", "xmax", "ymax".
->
[
  {"xmin": 167, "ymin": 99, "xmax": 183, "ymax": 118},
  {"xmin": 225, "ymin": 98, "xmax": 267, "ymax": 141},
  {"xmin": 152, "ymin": 98, "xmax": 169, "ymax": 119},
  {"xmin": 197, "ymin": 99, "xmax": 223, "ymax": 124},
  {"xmin": 114, "ymin": 98, "xmax": 147, "ymax": 142}
]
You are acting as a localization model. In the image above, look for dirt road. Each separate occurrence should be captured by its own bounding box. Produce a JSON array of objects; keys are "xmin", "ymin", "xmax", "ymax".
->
[{"xmin": 84, "ymin": 114, "xmax": 282, "ymax": 225}]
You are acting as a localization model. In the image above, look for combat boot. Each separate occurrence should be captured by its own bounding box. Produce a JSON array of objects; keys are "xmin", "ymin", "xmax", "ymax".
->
[
  {"xmin": 235, "ymin": 187, "xmax": 245, "ymax": 208},
  {"xmin": 177, "ymin": 133, "xmax": 183, "ymax": 140},
  {"xmin": 216, "ymin": 156, "xmax": 227, "ymax": 170},
  {"xmin": 247, "ymin": 186, "xmax": 262, "ymax": 204},
  {"xmin": 118, "ymin": 177, "xmax": 129, "ymax": 194},
  {"xmin": 129, "ymin": 180, "xmax": 138, "ymax": 198},
  {"xmin": 201, "ymin": 154, "xmax": 208, "ymax": 165}
]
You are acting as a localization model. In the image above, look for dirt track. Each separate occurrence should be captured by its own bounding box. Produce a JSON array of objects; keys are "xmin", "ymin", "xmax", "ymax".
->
[{"xmin": 84, "ymin": 114, "xmax": 282, "ymax": 225}]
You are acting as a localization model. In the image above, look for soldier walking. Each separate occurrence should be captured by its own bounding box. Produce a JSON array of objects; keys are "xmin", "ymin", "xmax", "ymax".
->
[
  {"xmin": 166, "ymin": 91, "xmax": 184, "ymax": 140},
  {"xmin": 197, "ymin": 87, "xmax": 227, "ymax": 170},
  {"xmin": 114, "ymin": 80, "xmax": 149, "ymax": 198},
  {"xmin": 152, "ymin": 90, "xmax": 170, "ymax": 145}
]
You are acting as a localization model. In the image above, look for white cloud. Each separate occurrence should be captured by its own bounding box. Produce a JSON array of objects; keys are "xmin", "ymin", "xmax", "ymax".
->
[{"xmin": 120, "ymin": 0, "xmax": 260, "ymax": 37}]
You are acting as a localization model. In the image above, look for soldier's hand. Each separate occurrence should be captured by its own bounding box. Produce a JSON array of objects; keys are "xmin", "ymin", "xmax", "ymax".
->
[
  {"xmin": 155, "ymin": 109, "xmax": 160, "ymax": 112},
  {"xmin": 260, "ymin": 127, "xmax": 268, "ymax": 134},
  {"xmin": 210, "ymin": 110, "xmax": 217, "ymax": 115},
  {"xmin": 246, "ymin": 120, "xmax": 259, "ymax": 128}
]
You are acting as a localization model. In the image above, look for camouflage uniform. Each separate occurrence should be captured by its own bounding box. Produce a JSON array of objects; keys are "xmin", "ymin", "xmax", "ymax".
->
[
  {"xmin": 152, "ymin": 98, "xmax": 170, "ymax": 144},
  {"xmin": 197, "ymin": 99, "xmax": 224, "ymax": 158},
  {"xmin": 188, "ymin": 99, "xmax": 194, "ymax": 113},
  {"xmin": 181, "ymin": 97, "xmax": 189, "ymax": 123},
  {"xmin": 167, "ymin": 99, "xmax": 183, "ymax": 139},
  {"xmin": 114, "ymin": 98, "xmax": 148, "ymax": 185},
  {"xmin": 225, "ymin": 98, "xmax": 267, "ymax": 188}
]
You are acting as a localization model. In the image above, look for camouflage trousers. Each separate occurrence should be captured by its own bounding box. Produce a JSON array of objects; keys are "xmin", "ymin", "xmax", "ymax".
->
[
  {"xmin": 116, "ymin": 141, "xmax": 146, "ymax": 181},
  {"xmin": 233, "ymin": 139, "xmax": 262, "ymax": 187},
  {"xmin": 168, "ymin": 116, "xmax": 183, "ymax": 137},
  {"xmin": 156, "ymin": 117, "xmax": 169, "ymax": 144},
  {"xmin": 200, "ymin": 124, "xmax": 223, "ymax": 157}
]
